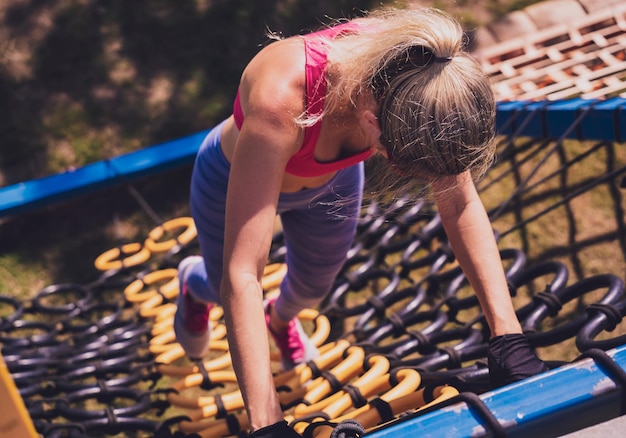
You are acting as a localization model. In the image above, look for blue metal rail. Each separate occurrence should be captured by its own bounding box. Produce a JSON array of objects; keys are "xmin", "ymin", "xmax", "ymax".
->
[
  {"xmin": 0, "ymin": 97, "xmax": 624, "ymax": 219},
  {"xmin": 0, "ymin": 128, "xmax": 211, "ymax": 219},
  {"xmin": 367, "ymin": 346, "xmax": 626, "ymax": 438},
  {"xmin": 496, "ymin": 97, "xmax": 626, "ymax": 142}
]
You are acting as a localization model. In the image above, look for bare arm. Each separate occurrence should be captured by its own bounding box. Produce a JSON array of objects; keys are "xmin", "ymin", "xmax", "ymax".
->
[
  {"xmin": 432, "ymin": 172, "xmax": 522, "ymax": 337},
  {"xmin": 220, "ymin": 40, "xmax": 305, "ymax": 431}
]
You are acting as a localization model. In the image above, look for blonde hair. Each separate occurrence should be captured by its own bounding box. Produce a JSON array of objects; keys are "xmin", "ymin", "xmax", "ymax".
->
[{"xmin": 302, "ymin": 6, "xmax": 496, "ymax": 182}]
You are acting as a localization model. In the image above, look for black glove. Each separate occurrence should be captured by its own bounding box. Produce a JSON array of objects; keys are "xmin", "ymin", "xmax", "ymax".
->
[
  {"xmin": 249, "ymin": 420, "xmax": 301, "ymax": 438},
  {"xmin": 487, "ymin": 334, "xmax": 550, "ymax": 389},
  {"xmin": 330, "ymin": 419, "xmax": 366, "ymax": 437}
]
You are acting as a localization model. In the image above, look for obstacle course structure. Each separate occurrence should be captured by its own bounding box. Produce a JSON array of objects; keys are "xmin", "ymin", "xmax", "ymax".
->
[{"xmin": 1, "ymin": 2, "xmax": 626, "ymax": 437}]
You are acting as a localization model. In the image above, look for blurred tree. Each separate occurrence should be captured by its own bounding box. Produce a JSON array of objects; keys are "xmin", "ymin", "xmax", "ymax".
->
[{"xmin": 0, "ymin": 0, "xmax": 383, "ymax": 185}]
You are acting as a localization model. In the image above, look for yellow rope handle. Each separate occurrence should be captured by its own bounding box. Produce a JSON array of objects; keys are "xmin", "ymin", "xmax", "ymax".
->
[
  {"xmin": 335, "ymin": 369, "xmax": 423, "ymax": 426},
  {"xmin": 167, "ymin": 370, "xmax": 239, "ymax": 409},
  {"xmin": 293, "ymin": 369, "xmax": 424, "ymax": 437},
  {"xmin": 299, "ymin": 309, "xmax": 331, "ymax": 348},
  {"xmin": 151, "ymin": 316, "xmax": 177, "ymax": 337},
  {"xmin": 185, "ymin": 368, "xmax": 428, "ymax": 437},
  {"xmin": 173, "ymin": 341, "xmax": 351, "ymax": 424},
  {"xmin": 186, "ymin": 410, "xmax": 250, "ymax": 437},
  {"xmin": 261, "ymin": 263, "xmax": 288, "ymax": 290},
  {"xmin": 144, "ymin": 217, "xmax": 197, "ymax": 253},
  {"xmin": 293, "ymin": 354, "xmax": 390, "ymax": 417},
  {"xmin": 300, "ymin": 346, "xmax": 365, "ymax": 407},
  {"xmin": 152, "ymin": 304, "xmax": 177, "ymax": 326},
  {"xmin": 273, "ymin": 340, "xmax": 350, "ymax": 398},
  {"xmin": 413, "ymin": 384, "xmax": 460, "ymax": 411},
  {"xmin": 149, "ymin": 323, "xmax": 227, "ymax": 355},
  {"xmin": 94, "ymin": 242, "xmax": 151, "ymax": 271},
  {"xmin": 140, "ymin": 301, "xmax": 176, "ymax": 319},
  {"xmin": 340, "ymin": 383, "xmax": 458, "ymax": 437},
  {"xmin": 124, "ymin": 268, "xmax": 178, "ymax": 303},
  {"xmin": 156, "ymin": 339, "xmax": 231, "ymax": 370},
  {"xmin": 172, "ymin": 341, "xmax": 352, "ymax": 434}
]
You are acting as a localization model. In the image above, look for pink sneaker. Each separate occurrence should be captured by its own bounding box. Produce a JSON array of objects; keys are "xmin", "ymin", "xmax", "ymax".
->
[
  {"xmin": 265, "ymin": 299, "xmax": 318, "ymax": 371},
  {"xmin": 174, "ymin": 256, "xmax": 212, "ymax": 359}
]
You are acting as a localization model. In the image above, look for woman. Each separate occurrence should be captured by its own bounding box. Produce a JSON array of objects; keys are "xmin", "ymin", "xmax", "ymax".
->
[{"xmin": 174, "ymin": 7, "xmax": 548, "ymax": 437}]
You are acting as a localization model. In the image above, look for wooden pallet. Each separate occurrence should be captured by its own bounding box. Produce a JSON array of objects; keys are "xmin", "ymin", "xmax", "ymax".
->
[{"xmin": 479, "ymin": 4, "xmax": 626, "ymax": 101}]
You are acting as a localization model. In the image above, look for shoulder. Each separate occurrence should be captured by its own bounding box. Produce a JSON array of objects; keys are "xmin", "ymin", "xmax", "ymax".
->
[{"xmin": 238, "ymin": 37, "xmax": 306, "ymax": 126}]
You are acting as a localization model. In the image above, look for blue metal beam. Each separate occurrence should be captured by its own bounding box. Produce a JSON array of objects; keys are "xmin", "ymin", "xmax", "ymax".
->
[
  {"xmin": 367, "ymin": 346, "xmax": 626, "ymax": 437},
  {"xmin": 0, "ymin": 128, "xmax": 211, "ymax": 219},
  {"xmin": 496, "ymin": 97, "xmax": 626, "ymax": 142},
  {"xmin": 1, "ymin": 97, "xmax": 625, "ymax": 219}
]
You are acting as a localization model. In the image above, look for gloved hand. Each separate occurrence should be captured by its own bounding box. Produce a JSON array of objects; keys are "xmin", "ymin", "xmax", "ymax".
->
[
  {"xmin": 249, "ymin": 420, "xmax": 302, "ymax": 438},
  {"xmin": 487, "ymin": 333, "xmax": 550, "ymax": 389}
]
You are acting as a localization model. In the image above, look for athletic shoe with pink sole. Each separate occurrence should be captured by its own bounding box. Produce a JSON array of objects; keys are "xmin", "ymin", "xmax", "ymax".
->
[
  {"xmin": 174, "ymin": 256, "xmax": 212, "ymax": 360},
  {"xmin": 264, "ymin": 298, "xmax": 319, "ymax": 371}
]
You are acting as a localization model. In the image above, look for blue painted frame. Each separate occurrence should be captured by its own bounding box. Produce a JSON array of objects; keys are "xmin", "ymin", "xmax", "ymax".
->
[
  {"xmin": 0, "ymin": 129, "xmax": 211, "ymax": 219},
  {"xmin": 1, "ymin": 98, "xmax": 625, "ymax": 219},
  {"xmin": 366, "ymin": 346, "xmax": 626, "ymax": 437}
]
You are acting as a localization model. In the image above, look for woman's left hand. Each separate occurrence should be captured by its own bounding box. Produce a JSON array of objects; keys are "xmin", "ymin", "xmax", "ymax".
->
[
  {"xmin": 249, "ymin": 420, "xmax": 302, "ymax": 438},
  {"xmin": 487, "ymin": 333, "xmax": 550, "ymax": 388}
]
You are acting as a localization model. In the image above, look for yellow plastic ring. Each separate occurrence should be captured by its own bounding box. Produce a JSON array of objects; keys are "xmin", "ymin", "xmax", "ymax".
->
[
  {"xmin": 261, "ymin": 263, "xmax": 287, "ymax": 290},
  {"xmin": 273, "ymin": 340, "xmax": 350, "ymax": 392},
  {"xmin": 144, "ymin": 217, "xmax": 197, "ymax": 253},
  {"xmin": 293, "ymin": 354, "xmax": 390, "ymax": 417},
  {"xmin": 301, "ymin": 346, "xmax": 365, "ymax": 406},
  {"xmin": 157, "ymin": 339, "xmax": 231, "ymax": 373},
  {"xmin": 94, "ymin": 242, "xmax": 151, "ymax": 271},
  {"xmin": 180, "ymin": 410, "xmax": 250, "ymax": 436},
  {"xmin": 124, "ymin": 269, "xmax": 178, "ymax": 304},
  {"xmin": 167, "ymin": 370, "xmax": 239, "ymax": 409}
]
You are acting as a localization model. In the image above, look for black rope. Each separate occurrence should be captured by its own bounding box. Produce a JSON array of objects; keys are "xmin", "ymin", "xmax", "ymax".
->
[
  {"xmin": 388, "ymin": 368, "xmax": 401, "ymax": 387},
  {"xmin": 225, "ymin": 413, "xmax": 241, "ymax": 435},
  {"xmin": 500, "ymin": 164, "xmax": 626, "ymax": 238},
  {"xmin": 367, "ymin": 295, "xmax": 387, "ymax": 316},
  {"xmin": 613, "ymin": 100, "xmax": 624, "ymax": 143},
  {"xmin": 405, "ymin": 330, "xmax": 431, "ymax": 352},
  {"xmin": 422, "ymin": 384, "xmax": 437, "ymax": 404},
  {"xmin": 532, "ymin": 291, "xmax": 563, "ymax": 317},
  {"xmin": 306, "ymin": 359, "xmax": 322, "ymax": 379},
  {"xmin": 441, "ymin": 346, "xmax": 463, "ymax": 370},
  {"xmin": 321, "ymin": 371, "xmax": 343, "ymax": 393},
  {"xmin": 586, "ymin": 303, "xmax": 623, "ymax": 332},
  {"xmin": 329, "ymin": 419, "xmax": 366, "ymax": 438},
  {"xmin": 343, "ymin": 384, "xmax": 368, "ymax": 408},
  {"xmin": 576, "ymin": 348, "xmax": 626, "ymax": 415},
  {"xmin": 387, "ymin": 312, "xmax": 406, "ymax": 336},
  {"xmin": 504, "ymin": 140, "xmax": 609, "ymax": 200},
  {"xmin": 435, "ymin": 392, "xmax": 507, "ymax": 438},
  {"xmin": 105, "ymin": 160, "xmax": 164, "ymax": 226},
  {"xmin": 214, "ymin": 395, "xmax": 227, "ymax": 419},
  {"xmin": 369, "ymin": 397, "xmax": 394, "ymax": 423},
  {"xmin": 194, "ymin": 358, "xmax": 224, "ymax": 391},
  {"xmin": 490, "ymin": 101, "xmax": 599, "ymax": 223}
]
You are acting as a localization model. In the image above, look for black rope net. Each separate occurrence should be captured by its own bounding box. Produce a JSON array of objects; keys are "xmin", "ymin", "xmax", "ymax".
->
[
  {"xmin": 0, "ymin": 6, "xmax": 626, "ymax": 437},
  {"xmin": 3, "ymin": 6, "xmax": 626, "ymax": 435},
  {"xmin": 1, "ymin": 112, "xmax": 624, "ymax": 437}
]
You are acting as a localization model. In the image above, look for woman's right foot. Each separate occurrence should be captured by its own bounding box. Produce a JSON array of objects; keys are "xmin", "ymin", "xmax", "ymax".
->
[{"xmin": 174, "ymin": 256, "xmax": 212, "ymax": 359}]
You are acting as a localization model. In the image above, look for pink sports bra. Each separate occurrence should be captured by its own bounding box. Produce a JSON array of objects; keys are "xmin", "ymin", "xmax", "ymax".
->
[{"xmin": 232, "ymin": 22, "xmax": 373, "ymax": 178}]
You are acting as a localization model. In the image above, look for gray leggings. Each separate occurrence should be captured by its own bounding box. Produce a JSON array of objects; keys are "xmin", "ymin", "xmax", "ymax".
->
[{"xmin": 186, "ymin": 120, "xmax": 364, "ymax": 321}]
